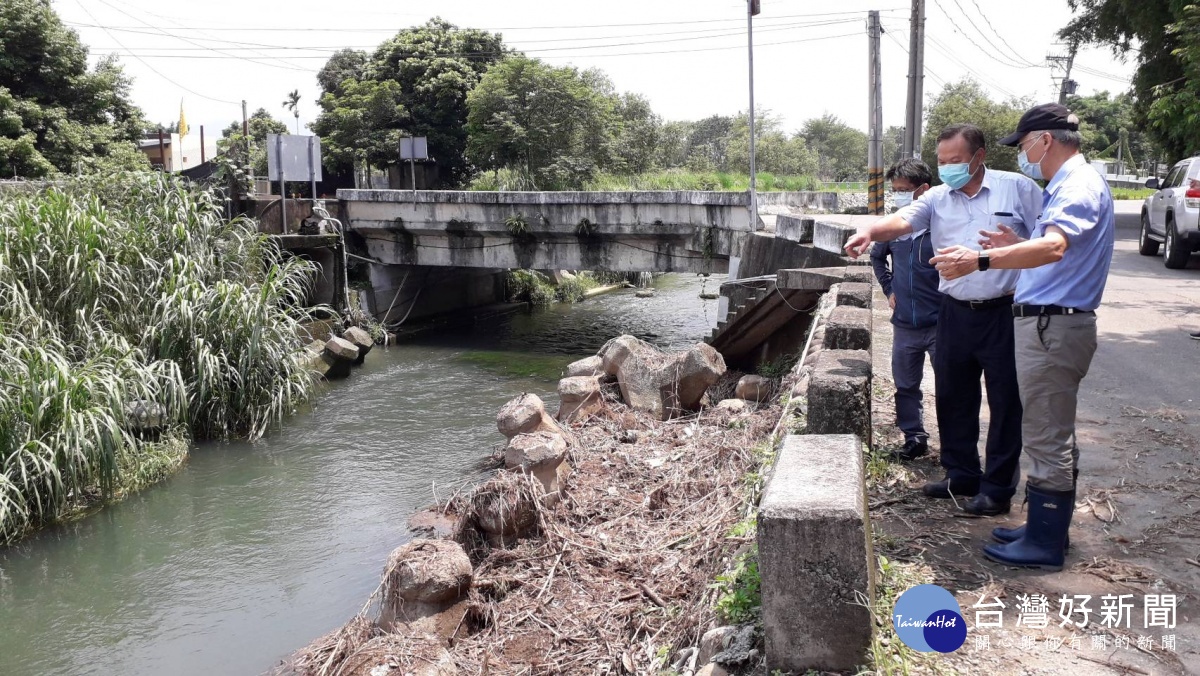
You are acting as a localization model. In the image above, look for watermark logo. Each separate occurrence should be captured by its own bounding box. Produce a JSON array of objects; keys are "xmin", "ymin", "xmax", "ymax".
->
[{"xmin": 893, "ymin": 584, "xmax": 968, "ymax": 653}]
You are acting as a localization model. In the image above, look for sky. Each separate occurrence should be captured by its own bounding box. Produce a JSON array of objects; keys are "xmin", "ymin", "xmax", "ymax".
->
[{"xmin": 52, "ymin": 0, "xmax": 1139, "ymax": 142}]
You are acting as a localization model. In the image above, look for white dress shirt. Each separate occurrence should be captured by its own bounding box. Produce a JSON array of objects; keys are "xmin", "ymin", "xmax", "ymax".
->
[{"xmin": 896, "ymin": 168, "xmax": 1043, "ymax": 301}]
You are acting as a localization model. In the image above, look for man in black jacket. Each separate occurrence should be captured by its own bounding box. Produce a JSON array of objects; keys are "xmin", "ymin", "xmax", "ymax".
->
[{"xmin": 871, "ymin": 158, "xmax": 943, "ymax": 461}]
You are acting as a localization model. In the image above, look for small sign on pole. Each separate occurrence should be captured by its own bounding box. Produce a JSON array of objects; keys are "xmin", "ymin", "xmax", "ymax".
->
[
  {"xmin": 267, "ymin": 134, "xmax": 322, "ymax": 234},
  {"xmin": 400, "ymin": 137, "xmax": 429, "ymax": 192}
]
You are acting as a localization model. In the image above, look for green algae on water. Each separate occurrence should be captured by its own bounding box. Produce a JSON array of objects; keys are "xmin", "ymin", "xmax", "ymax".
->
[{"xmin": 455, "ymin": 351, "xmax": 579, "ymax": 381}]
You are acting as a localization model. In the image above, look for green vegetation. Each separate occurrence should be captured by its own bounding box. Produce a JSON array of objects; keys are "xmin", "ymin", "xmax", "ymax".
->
[
  {"xmin": 454, "ymin": 351, "xmax": 573, "ymax": 382},
  {"xmin": 1111, "ymin": 187, "xmax": 1155, "ymax": 200},
  {"xmin": 504, "ymin": 270, "xmax": 611, "ymax": 306},
  {"xmin": 756, "ymin": 352, "xmax": 800, "ymax": 379},
  {"xmin": 712, "ymin": 545, "xmax": 762, "ymax": 624},
  {"xmin": 0, "ymin": 0, "xmax": 149, "ymax": 177},
  {"xmin": 0, "ymin": 173, "xmax": 320, "ymax": 544}
]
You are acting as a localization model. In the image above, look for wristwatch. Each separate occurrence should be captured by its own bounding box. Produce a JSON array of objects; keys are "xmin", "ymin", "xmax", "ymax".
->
[{"xmin": 978, "ymin": 251, "xmax": 991, "ymax": 271}]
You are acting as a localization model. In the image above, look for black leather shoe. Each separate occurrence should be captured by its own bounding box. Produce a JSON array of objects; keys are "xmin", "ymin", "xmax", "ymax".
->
[
  {"xmin": 922, "ymin": 478, "xmax": 978, "ymax": 499},
  {"xmin": 890, "ymin": 438, "xmax": 928, "ymax": 462},
  {"xmin": 963, "ymin": 493, "xmax": 1011, "ymax": 516}
]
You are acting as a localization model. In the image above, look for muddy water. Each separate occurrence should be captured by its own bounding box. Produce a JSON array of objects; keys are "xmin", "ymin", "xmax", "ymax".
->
[{"xmin": 0, "ymin": 273, "xmax": 724, "ymax": 676}]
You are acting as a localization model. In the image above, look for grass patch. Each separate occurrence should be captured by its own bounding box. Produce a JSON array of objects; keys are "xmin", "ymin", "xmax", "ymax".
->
[
  {"xmin": 869, "ymin": 555, "xmax": 942, "ymax": 675},
  {"xmin": 455, "ymin": 351, "xmax": 574, "ymax": 381},
  {"xmin": 467, "ymin": 167, "xmax": 823, "ymax": 192},
  {"xmin": 1111, "ymin": 187, "xmax": 1155, "ymax": 200},
  {"xmin": 712, "ymin": 545, "xmax": 762, "ymax": 625},
  {"xmin": 756, "ymin": 352, "xmax": 799, "ymax": 379}
]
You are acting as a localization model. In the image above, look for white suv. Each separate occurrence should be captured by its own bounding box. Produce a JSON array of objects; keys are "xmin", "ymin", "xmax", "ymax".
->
[{"xmin": 1140, "ymin": 158, "xmax": 1200, "ymax": 268}]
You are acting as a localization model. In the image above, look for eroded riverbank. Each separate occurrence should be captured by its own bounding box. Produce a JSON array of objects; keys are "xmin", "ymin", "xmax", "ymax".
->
[{"xmin": 0, "ymin": 273, "xmax": 723, "ymax": 676}]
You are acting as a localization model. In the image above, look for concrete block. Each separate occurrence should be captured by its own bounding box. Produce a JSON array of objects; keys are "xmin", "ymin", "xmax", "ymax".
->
[
  {"xmin": 777, "ymin": 266, "xmax": 844, "ymax": 292},
  {"xmin": 836, "ymin": 282, "xmax": 872, "ymax": 309},
  {"xmin": 824, "ymin": 306, "xmax": 871, "ymax": 351},
  {"xmin": 775, "ymin": 215, "xmax": 814, "ymax": 243},
  {"xmin": 807, "ymin": 350, "xmax": 871, "ymax": 442},
  {"xmin": 843, "ymin": 266, "xmax": 874, "ymax": 284},
  {"xmin": 814, "ymin": 221, "xmax": 856, "ymax": 255},
  {"xmin": 759, "ymin": 434, "xmax": 873, "ymax": 672}
]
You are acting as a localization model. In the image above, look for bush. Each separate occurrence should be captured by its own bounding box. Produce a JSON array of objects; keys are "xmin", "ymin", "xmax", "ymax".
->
[{"xmin": 0, "ymin": 173, "xmax": 320, "ymax": 544}]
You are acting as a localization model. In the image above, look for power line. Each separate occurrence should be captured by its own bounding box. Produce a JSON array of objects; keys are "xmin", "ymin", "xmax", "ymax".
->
[
  {"xmin": 70, "ymin": 0, "xmax": 240, "ymax": 105},
  {"xmin": 883, "ymin": 29, "xmax": 946, "ymax": 89},
  {"xmin": 945, "ymin": 0, "xmax": 1038, "ymax": 69},
  {"xmin": 81, "ymin": 18, "xmax": 857, "ymax": 52},
  {"xmin": 922, "ymin": 33, "xmax": 1019, "ymax": 98},
  {"xmin": 926, "ymin": 0, "xmax": 1038, "ymax": 71},
  {"xmin": 92, "ymin": 0, "xmax": 312, "ymax": 72},
  {"xmin": 67, "ymin": 9, "xmax": 909, "ymax": 33},
  {"xmin": 965, "ymin": 0, "xmax": 1041, "ymax": 67},
  {"xmin": 86, "ymin": 18, "xmax": 862, "ymax": 56},
  {"xmin": 92, "ymin": 31, "xmax": 866, "ymax": 63}
]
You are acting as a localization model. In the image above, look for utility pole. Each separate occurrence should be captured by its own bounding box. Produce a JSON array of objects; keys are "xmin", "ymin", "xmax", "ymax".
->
[
  {"xmin": 1047, "ymin": 41, "xmax": 1078, "ymax": 105},
  {"xmin": 867, "ymin": 11, "xmax": 884, "ymax": 215},
  {"xmin": 747, "ymin": 0, "xmax": 760, "ymax": 230},
  {"xmin": 903, "ymin": 0, "xmax": 926, "ymax": 158}
]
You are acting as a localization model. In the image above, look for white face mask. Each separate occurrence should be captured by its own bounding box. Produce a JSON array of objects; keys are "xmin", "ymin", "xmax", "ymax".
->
[{"xmin": 893, "ymin": 191, "xmax": 914, "ymax": 208}]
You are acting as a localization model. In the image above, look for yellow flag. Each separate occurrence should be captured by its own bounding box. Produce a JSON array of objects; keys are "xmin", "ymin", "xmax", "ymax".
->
[{"xmin": 178, "ymin": 100, "xmax": 189, "ymax": 138}]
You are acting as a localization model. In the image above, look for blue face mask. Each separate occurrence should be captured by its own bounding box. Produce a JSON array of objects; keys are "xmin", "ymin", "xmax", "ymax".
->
[
  {"xmin": 938, "ymin": 152, "xmax": 980, "ymax": 190},
  {"xmin": 893, "ymin": 191, "xmax": 914, "ymax": 208},
  {"xmin": 1017, "ymin": 135, "xmax": 1046, "ymax": 180}
]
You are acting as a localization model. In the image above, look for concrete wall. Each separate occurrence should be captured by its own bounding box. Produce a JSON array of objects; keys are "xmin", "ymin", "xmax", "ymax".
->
[
  {"xmin": 340, "ymin": 190, "xmax": 752, "ymax": 273},
  {"xmin": 364, "ymin": 264, "xmax": 507, "ymax": 325},
  {"xmin": 758, "ymin": 265, "xmax": 879, "ymax": 672},
  {"xmin": 755, "ymin": 191, "xmax": 840, "ymax": 211}
]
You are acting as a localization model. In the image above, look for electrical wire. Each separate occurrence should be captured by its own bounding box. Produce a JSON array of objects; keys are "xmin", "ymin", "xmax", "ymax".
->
[
  {"xmin": 927, "ymin": 0, "xmax": 1038, "ymax": 72},
  {"xmin": 70, "ymin": 0, "xmax": 240, "ymax": 105},
  {"xmin": 93, "ymin": 31, "xmax": 866, "ymax": 62},
  {"xmin": 921, "ymin": 33, "xmax": 1019, "ymax": 98},
  {"xmin": 93, "ymin": 0, "xmax": 312, "ymax": 72},
  {"xmin": 946, "ymin": 0, "xmax": 1039, "ymax": 69},
  {"xmin": 68, "ymin": 9, "xmax": 909, "ymax": 34},
  {"xmin": 965, "ymin": 0, "xmax": 1042, "ymax": 67},
  {"xmin": 882, "ymin": 29, "xmax": 947, "ymax": 89}
]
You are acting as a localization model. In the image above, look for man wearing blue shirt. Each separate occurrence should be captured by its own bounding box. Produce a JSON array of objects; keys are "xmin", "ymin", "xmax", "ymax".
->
[
  {"xmin": 870, "ymin": 158, "xmax": 941, "ymax": 461},
  {"xmin": 930, "ymin": 103, "xmax": 1115, "ymax": 571},
  {"xmin": 845, "ymin": 124, "xmax": 1042, "ymax": 518}
]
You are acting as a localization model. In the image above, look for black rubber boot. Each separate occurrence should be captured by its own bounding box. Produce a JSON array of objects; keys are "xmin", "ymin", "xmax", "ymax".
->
[
  {"xmin": 982, "ymin": 484, "xmax": 1075, "ymax": 571},
  {"xmin": 992, "ymin": 468, "xmax": 1077, "ymax": 546}
]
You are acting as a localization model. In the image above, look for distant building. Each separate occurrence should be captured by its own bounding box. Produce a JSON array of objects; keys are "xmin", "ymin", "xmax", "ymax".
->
[{"xmin": 138, "ymin": 133, "xmax": 218, "ymax": 172}]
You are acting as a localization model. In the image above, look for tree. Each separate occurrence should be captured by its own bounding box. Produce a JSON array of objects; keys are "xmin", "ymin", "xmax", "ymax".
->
[
  {"xmin": 313, "ymin": 18, "xmax": 507, "ymax": 186},
  {"xmin": 466, "ymin": 56, "xmax": 618, "ymax": 188},
  {"xmin": 0, "ymin": 0, "xmax": 148, "ymax": 177},
  {"xmin": 612, "ymin": 92, "xmax": 661, "ymax": 174},
  {"xmin": 883, "ymin": 125, "xmax": 906, "ymax": 166},
  {"xmin": 282, "ymin": 89, "xmax": 300, "ymax": 134},
  {"xmin": 1067, "ymin": 90, "xmax": 1158, "ymax": 169},
  {"xmin": 1060, "ymin": 0, "xmax": 1192, "ymax": 160},
  {"xmin": 920, "ymin": 79, "xmax": 1029, "ymax": 176},
  {"xmin": 727, "ymin": 109, "xmax": 817, "ymax": 176},
  {"xmin": 801, "ymin": 114, "xmax": 868, "ymax": 181},
  {"xmin": 218, "ymin": 107, "xmax": 288, "ymax": 176}
]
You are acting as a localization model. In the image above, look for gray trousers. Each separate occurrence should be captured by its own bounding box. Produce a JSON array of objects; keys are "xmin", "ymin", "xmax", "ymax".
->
[
  {"xmin": 892, "ymin": 324, "xmax": 937, "ymax": 443},
  {"xmin": 1014, "ymin": 313, "xmax": 1097, "ymax": 491}
]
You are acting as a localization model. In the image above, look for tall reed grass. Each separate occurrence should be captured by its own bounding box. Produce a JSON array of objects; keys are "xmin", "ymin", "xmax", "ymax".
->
[{"xmin": 0, "ymin": 173, "xmax": 319, "ymax": 544}]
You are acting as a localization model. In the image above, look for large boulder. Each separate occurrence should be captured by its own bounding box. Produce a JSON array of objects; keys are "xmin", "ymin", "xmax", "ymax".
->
[
  {"xmin": 378, "ymin": 539, "xmax": 473, "ymax": 638},
  {"xmin": 470, "ymin": 472, "xmax": 540, "ymax": 547},
  {"xmin": 342, "ymin": 326, "xmax": 374, "ymax": 365},
  {"xmin": 671, "ymin": 343, "xmax": 726, "ymax": 410},
  {"xmin": 604, "ymin": 337, "xmax": 726, "ymax": 420},
  {"xmin": 504, "ymin": 430, "xmax": 570, "ymax": 497},
  {"xmin": 557, "ymin": 375, "xmax": 604, "ymax": 423},
  {"xmin": 322, "ymin": 336, "xmax": 358, "ymax": 379},
  {"xmin": 496, "ymin": 393, "xmax": 560, "ymax": 439},
  {"xmin": 735, "ymin": 375, "xmax": 772, "ymax": 402},
  {"xmin": 566, "ymin": 355, "xmax": 604, "ymax": 377}
]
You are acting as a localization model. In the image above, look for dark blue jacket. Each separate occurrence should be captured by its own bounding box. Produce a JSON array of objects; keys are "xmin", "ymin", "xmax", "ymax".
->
[{"xmin": 870, "ymin": 231, "xmax": 942, "ymax": 330}]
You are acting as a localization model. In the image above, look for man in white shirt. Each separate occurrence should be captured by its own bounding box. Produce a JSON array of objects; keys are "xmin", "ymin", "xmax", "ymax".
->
[{"xmin": 845, "ymin": 123, "xmax": 1042, "ymax": 517}]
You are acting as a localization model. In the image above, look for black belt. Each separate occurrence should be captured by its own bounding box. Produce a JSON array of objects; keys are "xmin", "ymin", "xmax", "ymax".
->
[
  {"xmin": 947, "ymin": 295, "xmax": 1014, "ymax": 310},
  {"xmin": 1012, "ymin": 304, "xmax": 1094, "ymax": 318}
]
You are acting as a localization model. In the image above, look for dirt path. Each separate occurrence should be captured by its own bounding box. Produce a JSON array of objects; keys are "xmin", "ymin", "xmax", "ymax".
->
[{"xmin": 866, "ymin": 207, "xmax": 1200, "ymax": 675}]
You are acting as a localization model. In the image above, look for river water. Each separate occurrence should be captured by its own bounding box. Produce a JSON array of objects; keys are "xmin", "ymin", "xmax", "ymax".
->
[{"xmin": 0, "ymin": 273, "xmax": 724, "ymax": 676}]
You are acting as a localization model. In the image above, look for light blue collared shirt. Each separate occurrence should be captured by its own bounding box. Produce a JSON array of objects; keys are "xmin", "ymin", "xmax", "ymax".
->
[
  {"xmin": 896, "ymin": 168, "xmax": 1043, "ymax": 301},
  {"xmin": 1014, "ymin": 154, "xmax": 1115, "ymax": 311}
]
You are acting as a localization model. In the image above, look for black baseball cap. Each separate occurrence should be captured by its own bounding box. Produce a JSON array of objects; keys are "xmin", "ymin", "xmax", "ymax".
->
[{"xmin": 998, "ymin": 103, "xmax": 1080, "ymax": 146}]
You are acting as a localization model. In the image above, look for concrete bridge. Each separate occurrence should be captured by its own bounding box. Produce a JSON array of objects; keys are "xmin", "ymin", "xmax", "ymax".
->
[{"xmin": 338, "ymin": 190, "xmax": 756, "ymax": 274}]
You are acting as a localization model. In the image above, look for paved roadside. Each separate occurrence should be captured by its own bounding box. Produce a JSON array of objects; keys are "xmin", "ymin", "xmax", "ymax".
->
[{"xmin": 867, "ymin": 199, "xmax": 1200, "ymax": 675}]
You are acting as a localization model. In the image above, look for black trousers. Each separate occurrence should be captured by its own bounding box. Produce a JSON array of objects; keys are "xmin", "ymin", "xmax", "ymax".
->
[{"xmin": 933, "ymin": 295, "xmax": 1024, "ymax": 501}]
